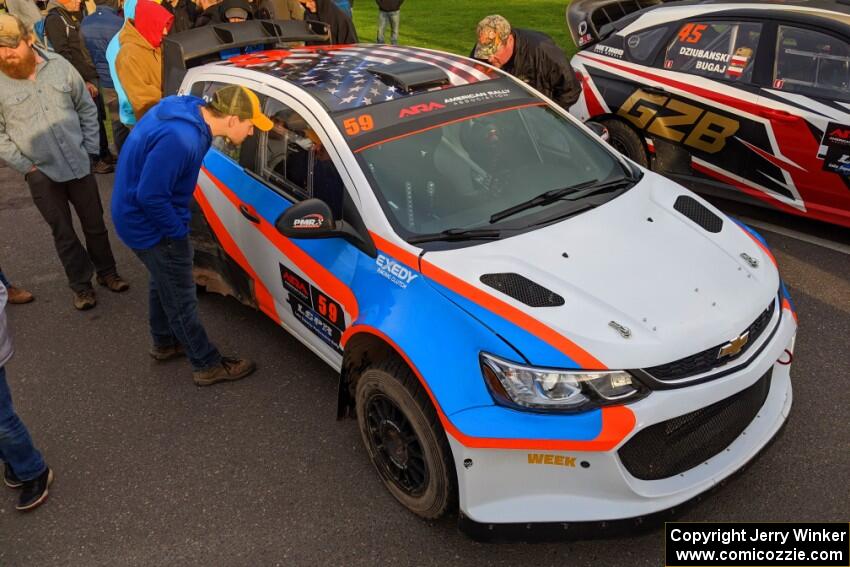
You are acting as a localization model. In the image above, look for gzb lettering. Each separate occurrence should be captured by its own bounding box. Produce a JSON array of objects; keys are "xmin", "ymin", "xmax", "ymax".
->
[{"xmin": 617, "ymin": 89, "xmax": 739, "ymax": 153}]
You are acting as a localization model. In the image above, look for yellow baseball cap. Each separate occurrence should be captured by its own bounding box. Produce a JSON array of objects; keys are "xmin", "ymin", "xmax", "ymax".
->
[
  {"xmin": 0, "ymin": 14, "xmax": 27, "ymax": 48},
  {"xmin": 208, "ymin": 85, "xmax": 273, "ymax": 131}
]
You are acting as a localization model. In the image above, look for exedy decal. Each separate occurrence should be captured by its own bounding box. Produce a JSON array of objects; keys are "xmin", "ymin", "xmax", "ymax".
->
[
  {"xmin": 376, "ymin": 254, "xmax": 418, "ymax": 289},
  {"xmin": 617, "ymin": 89, "xmax": 740, "ymax": 154}
]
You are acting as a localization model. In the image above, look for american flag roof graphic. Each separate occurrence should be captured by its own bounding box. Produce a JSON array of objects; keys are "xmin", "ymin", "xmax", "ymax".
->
[{"xmin": 224, "ymin": 44, "xmax": 500, "ymax": 113}]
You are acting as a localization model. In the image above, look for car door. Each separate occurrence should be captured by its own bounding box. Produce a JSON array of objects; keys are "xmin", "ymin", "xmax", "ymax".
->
[
  {"xmin": 754, "ymin": 21, "xmax": 850, "ymax": 226},
  {"xmin": 191, "ymin": 79, "xmax": 360, "ymax": 367},
  {"xmin": 627, "ymin": 19, "xmax": 773, "ymax": 188}
]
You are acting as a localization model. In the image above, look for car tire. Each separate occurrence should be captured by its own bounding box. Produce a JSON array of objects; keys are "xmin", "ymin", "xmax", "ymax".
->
[
  {"xmin": 601, "ymin": 118, "xmax": 649, "ymax": 168},
  {"xmin": 355, "ymin": 358, "xmax": 456, "ymax": 519}
]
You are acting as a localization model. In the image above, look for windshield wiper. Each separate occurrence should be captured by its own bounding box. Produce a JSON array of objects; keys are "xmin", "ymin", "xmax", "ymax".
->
[
  {"xmin": 407, "ymin": 227, "xmax": 502, "ymax": 244},
  {"xmin": 488, "ymin": 176, "xmax": 637, "ymax": 224}
]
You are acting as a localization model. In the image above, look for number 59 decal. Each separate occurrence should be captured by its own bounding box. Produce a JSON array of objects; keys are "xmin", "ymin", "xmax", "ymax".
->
[{"xmin": 343, "ymin": 114, "xmax": 374, "ymax": 136}]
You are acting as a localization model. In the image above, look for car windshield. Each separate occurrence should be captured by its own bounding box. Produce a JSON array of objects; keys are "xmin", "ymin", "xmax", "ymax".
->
[{"xmin": 357, "ymin": 105, "xmax": 629, "ymax": 239}]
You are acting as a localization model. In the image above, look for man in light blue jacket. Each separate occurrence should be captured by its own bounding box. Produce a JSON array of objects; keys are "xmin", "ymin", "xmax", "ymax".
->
[
  {"xmin": 106, "ymin": 0, "xmax": 139, "ymax": 128},
  {"xmin": 0, "ymin": 283, "xmax": 54, "ymax": 512}
]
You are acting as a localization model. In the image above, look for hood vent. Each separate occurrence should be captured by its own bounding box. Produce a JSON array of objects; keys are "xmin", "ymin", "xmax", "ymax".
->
[
  {"xmin": 674, "ymin": 196, "xmax": 723, "ymax": 233},
  {"xmin": 480, "ymin": 273, "xmax": 565, "ymax": 307}
]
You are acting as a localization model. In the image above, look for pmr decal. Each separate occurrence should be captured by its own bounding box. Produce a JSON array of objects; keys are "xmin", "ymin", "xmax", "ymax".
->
[
  {"xmin": 527, "ymin": 454, "xmax": 577, "ymax": 468},
  {"xmin": 376, "ymin": 254, "xmax": 418, "ymax": 289},
  {"xmin": 618, "ymin": 89, "xmax": 739, "ymax": 153},
  {"xmin": 293, "ymin": 213, "xmax": 325, "ymax": 229}
]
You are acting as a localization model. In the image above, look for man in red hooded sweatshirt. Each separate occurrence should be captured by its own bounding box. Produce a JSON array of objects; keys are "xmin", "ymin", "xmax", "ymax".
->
[{"xmin": 115, "ymin": 0, "xmax": 174, "ymax": 123}]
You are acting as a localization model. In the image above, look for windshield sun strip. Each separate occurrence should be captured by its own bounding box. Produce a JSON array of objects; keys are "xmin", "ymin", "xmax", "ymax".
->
[{"xmin": 352, "ymin": 102, "xmax": 548, "ymax": 154}]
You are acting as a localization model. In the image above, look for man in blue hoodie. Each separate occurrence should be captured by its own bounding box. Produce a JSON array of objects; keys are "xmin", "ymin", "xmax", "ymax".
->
[{"xmin": 111, "ymin": 86, "xmax": 272, "ymax": 386}]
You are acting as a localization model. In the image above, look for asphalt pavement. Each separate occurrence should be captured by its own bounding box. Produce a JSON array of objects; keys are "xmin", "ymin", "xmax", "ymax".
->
[{"xmin": 0, "ymin": 166, "xmax": 848, "ymax": 566}]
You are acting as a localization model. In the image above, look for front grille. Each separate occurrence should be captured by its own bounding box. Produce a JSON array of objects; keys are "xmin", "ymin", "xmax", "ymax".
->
[
  {"xmin": 618, "ymin": 370, "xmax": 772, "ymax": 480},
  {"xmin": 646, "ymin": 299, "xmax": 776, "ymax": 381},
  {"xmin": 480, "ymin": 273, "xmax": 565, "ymax": 307}
]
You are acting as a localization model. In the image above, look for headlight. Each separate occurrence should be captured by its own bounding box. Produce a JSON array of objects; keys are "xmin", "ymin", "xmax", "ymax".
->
[{"xmin": 480, "ymin": 353, "xmax": 647, "ymax": 412}]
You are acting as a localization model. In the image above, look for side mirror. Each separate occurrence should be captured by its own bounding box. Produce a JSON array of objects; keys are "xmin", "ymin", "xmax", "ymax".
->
[
  {"xmin": 274, "ymin": 198, "xmax": 378, "ymax": 258},
  {"xmin": 275, "ymin": 199, "xmax": 336, "ymax": 238},
  {"xmin": 586, "ymin": 121, "xmax": 610, "ymax": 142}
]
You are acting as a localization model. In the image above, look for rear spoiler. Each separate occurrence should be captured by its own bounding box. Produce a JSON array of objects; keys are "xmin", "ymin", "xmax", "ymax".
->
[
  {"xmin": 162, "ymin": 19, "xmax": 331, "ymax": 96},
  {"xmin": 566, "ymin": 0, "xmax": 668, "ymax": 48}
]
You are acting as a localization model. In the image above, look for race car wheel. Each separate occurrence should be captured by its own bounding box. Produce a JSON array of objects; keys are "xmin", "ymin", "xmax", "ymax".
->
[
  {"xmin": 601, "ymin": 119, "xmax": 649, "ymax": 168},
  {"xmin": 355, "ymin": 359, "xmax": 456, "ymax": 519}
]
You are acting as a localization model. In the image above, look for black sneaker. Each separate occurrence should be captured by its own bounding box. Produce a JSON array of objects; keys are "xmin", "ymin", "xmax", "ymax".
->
[
  {"xmin": 16, "ymin": 467, "xmax": 53, "ymax": 511},
  {"xmin": 4, "ymin": 463, "xmax": 22, "ymax": 488}
]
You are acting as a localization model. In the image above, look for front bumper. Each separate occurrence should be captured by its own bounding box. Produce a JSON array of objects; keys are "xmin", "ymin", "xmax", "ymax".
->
[{"xmin": 448, "ymin": 310, "xmax": 796, "ymax": 526}]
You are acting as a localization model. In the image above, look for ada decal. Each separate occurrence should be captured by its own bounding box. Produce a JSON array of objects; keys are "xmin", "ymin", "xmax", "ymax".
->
[
  {"xmin": 819, "ymin": 122, "xmax": 850, "ymax": 177},
  {"xmin": 399, "ymin": 102, "xmax": 445, "ymax": 118},
  {"xmin": 288, "ymin": 295, "xmax": 343, "ymax": 353},
  {"xmin": 280, "ymin": 264, "xmax": 310, "ymax": 302},
  {"xmin": 376, "ymin": 254, "xmax": 418, "ymax": 289}
]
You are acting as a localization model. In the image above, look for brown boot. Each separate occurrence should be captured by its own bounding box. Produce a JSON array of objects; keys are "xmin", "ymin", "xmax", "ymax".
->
[
  {"xmin": 149, "ymin": 343, "xmax": 185, "ymax": 361},
  {"xmin": 193, "ymin": 357, "xmax": 256, "ymax": 387},
  {"xmin": 73, "ymin": 288, "xmax": 97, "ymax": 310},
  {"xmin": 96, "ymin": 273, "xmax": 129, "ymax": 292},
  {"xmin": 6, "ymin": 285, "xmax": 34, "ymax": 304}
]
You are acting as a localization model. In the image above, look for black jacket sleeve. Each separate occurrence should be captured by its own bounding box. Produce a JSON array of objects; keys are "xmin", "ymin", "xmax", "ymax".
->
[{"xmin": 536, "ymin": 41, "xmax": 581, "ymax": 110}]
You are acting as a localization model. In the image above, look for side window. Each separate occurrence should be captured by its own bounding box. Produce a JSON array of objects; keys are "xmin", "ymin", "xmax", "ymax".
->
[
  {"xmin": 773, "ymin": 26, "xmax": 850, "ymax": 101},
  {"xmin": 189, "ymin": 81, "xmax": 262, "ymax": 163},
  {"xmin": 626, "ymin": 26, "xmax": 670, "ymax": 63},
  {"xmin": 261, "ymin": 99, "xmax": 346, "ymax": 219},
  {"xmin": 663, "ymin": 21, "xmax": 762, "ymax": 83}
]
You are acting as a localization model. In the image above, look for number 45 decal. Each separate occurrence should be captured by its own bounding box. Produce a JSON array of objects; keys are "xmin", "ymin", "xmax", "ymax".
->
[
  {"xmin": 343, "ymin": 115, "xmax": 374, "ymax": 136},
  {"xmin": 678, "ymin": 23, "xmax": 708, "ymax": 44}
]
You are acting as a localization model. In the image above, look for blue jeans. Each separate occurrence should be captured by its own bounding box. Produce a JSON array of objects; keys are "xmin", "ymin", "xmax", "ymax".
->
[
  {"xmin": 0, "ymin": 367, "xmax": 46, "ymax": 482},
  {"xmin": 377, "ymin": 10, "xmax": 400, "ymax": 45},
  {"xmin": 133, "ymin": 237, "xmax": 221, "ymax": 371}
]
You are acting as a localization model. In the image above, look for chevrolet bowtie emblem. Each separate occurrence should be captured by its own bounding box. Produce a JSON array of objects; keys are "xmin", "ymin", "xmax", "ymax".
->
[{"xmin": 718, "ymin": 331, "xmax": 750, "ymax": 359}]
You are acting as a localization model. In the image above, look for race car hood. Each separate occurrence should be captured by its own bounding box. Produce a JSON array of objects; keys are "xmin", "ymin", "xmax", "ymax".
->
[{"xmin": 420, "ymin": 171, "xmax": 780, "ymax": 370}]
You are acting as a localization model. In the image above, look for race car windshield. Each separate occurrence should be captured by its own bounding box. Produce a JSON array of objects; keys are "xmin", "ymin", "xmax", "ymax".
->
[{"xmin": 357, "ymin": 105, "xmax": 629, "ymax": 239}]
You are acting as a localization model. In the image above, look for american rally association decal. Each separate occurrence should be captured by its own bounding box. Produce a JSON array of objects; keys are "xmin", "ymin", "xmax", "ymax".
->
[
  {"xmin": 819, "ymin": 122, "xmax": 850, "ymax": 178},
  {"xmin": 280, "ymin": 264, "xmax": 345, "ymax": 353}
]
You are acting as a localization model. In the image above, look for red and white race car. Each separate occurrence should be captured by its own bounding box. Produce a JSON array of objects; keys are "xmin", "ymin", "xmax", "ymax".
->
[{"xmin": 567, "ymin": 0, "xmax": 850, "ymax": 228}]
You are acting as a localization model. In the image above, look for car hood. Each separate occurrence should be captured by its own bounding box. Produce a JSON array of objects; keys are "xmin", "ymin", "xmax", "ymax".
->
[{"xmin": 420, "ymin": 172, "xmax": 780, "ymax": 369}]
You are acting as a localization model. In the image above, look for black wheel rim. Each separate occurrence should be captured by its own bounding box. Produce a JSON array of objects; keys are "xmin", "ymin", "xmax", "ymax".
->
[{"xmin": 365, "ymin": 394, "xmax": 429, "ymax": 496}]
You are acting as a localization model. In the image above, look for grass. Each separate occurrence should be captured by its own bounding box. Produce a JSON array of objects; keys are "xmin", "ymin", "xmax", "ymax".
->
[{"xmin": 351, "ymin": 0, "xmax": 578, "ymax": 58}]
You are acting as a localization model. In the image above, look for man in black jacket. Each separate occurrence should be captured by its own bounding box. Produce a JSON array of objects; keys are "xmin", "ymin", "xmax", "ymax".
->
[
  {"xmin": 298, "ymin": 0, "xmax": 356, "ymax": 44},
  {"xmin": 163, "ymin": 0, "xmax": 197, "ymax": 33},
  {"xmin": 44, "ymin": 0, "xmax": 115, "ymax": 173},
  {"xmin": 471, "ymin": 15, "xmax": 581, "ymax": 111}
]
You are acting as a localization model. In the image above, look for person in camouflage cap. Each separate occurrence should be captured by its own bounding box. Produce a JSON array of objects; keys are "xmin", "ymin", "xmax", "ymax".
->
[{"xmin": 471, "ymin": 14, "xmax": 582, "ymax": 110}]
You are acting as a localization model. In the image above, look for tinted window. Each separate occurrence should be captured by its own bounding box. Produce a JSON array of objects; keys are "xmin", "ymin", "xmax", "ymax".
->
[
  {"xmin": 773, "ymin": 26, "xmax": 850, "ymax": 101},
  {"xmin": 260, "ymin": 99, "xmax": 346, "ymax": 218},
  {"xmin": 359, "ymin": 105, "xmax": 624, "ymax": 236},
  {"xmin": 664, "ymin": 21, "xmax": 762, "ymax": 83},
  {"xmin": 626, "ymin": 26, "xmax": 670, "ymax": 63}
]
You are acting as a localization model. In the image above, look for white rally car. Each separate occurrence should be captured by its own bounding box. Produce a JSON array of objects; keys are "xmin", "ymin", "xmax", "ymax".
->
[{"xmin": 162, "ymin": 21, "xmax": 797, "ymax": 536}]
